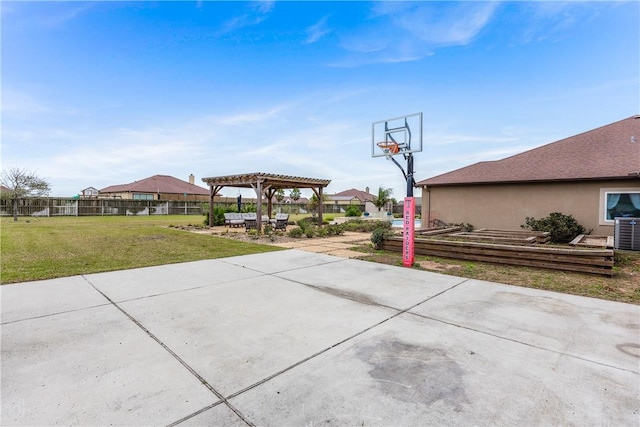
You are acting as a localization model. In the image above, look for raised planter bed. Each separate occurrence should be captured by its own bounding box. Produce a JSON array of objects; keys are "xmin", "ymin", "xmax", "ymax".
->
[
  {"xmin": 381, "ymin": 237, "xmax": 614, "ymax": 277},
  {"xmin": 569, "ymin": 234, "xmax": 614, "ymax": 249}
]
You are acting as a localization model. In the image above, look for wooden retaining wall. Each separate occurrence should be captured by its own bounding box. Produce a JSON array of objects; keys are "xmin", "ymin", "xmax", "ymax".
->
[{"xmin": 382, "ymin": 237, "xmax": 614, "ymax": 277}]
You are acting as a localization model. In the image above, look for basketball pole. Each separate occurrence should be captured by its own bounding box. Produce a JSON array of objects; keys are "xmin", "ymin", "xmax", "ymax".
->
[
  {"xmin": 374, "ymin": 113, "xmax": 421, "ymax": 268},
  {"xmin": 387, "ymin": 151, "xmax": 415, "ymax": 196},
  {"xmin": 386, "ymin": 150, "xmax": 416, "ymax": 267},
  {"xmin": 406, "ymin": 153, "xmax": 414, "ymax": 197}
]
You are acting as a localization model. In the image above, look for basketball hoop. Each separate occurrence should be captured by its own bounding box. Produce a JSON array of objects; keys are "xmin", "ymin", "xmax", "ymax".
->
[{"xmin": 376, "ymin": 141, "xmax": 399, "ymax": 159}]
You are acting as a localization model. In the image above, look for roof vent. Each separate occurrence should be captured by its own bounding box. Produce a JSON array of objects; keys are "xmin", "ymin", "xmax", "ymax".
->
[{"xmin": 632, "ymin": 136, "xmax": 637, "ymax": 143}]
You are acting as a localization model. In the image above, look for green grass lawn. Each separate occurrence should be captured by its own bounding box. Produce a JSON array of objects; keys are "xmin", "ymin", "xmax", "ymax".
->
[{"xmin": 0, "ymin": 215, "xmax": 283, "ymax": 284}]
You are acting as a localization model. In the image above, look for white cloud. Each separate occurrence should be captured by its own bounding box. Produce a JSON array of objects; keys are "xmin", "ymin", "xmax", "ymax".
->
[
  {"xmin": 250, "ymin": 0, "xmax": 275, "ymax": 15},
  {"xmin": 1, "ymin": 90, "xmax": 50, "ymax": 118},
  {"xmin": 216, "ymin": 104, "xmax": 293, "ymax": 125},
  {"xmin": 334, "ymin": 2, "xmax": 499, "ymax": 66},
  {"xmin": 218, "ymin": 1, "xmax": 274, "ymax": 34},
  {"xmin": 305, "ymin": 15, "xmax": 331, "ymax": 44},
  {"xmin": 388, "ymin": 2, "xmax": 498, "ymax": 46}
]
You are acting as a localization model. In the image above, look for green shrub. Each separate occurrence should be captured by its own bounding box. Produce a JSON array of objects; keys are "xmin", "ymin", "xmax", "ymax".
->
[
  {"xmin": 345, "ymin": 205, "xmax": 362, "ymax": 217},
  {"xmin": 288, "ymin": 228, "xmax": 304, "ymax": 238},
  {"xmin": 371, "ymin": 226, "xmax": 395, "ymax": 250},
  {"xmin": 325, "ymin": 224, "xmax": 345, "ymax": 236},
  {"xmin": 316, "ymin": 226, "xmax": 329, "ymax": 237},
  {"xmin": 304, "ymin": 224, "xmax": 317, "ymax": 238},
  {"xmin": 521, "ymin": 212, "xmax": 586, "ymax": 243},
  {"xmin": 203, "ymin": 207, "xmax": 227, "ymax": 226},
  {"xmin": 287, "ymin": 220, "xmax": 345, "ymax": 239},
  {"xmin": 342, "ymin": 219, "xmax": 392, "ymax": 233},
  {"xmin": 296, "ymin": 218, "xmax": 313, "ymax": 233}
]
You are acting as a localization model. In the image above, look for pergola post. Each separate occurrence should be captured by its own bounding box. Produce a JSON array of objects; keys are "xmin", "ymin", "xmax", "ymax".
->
[
  {"xmin": 209, "ymin": 187, "xmax": 213, "ymax": 227},
  {"xmin": 265, "ymin": 187, "xmax": 276, "ymax": 219},
  {"xmin": 312, "ymin": 186, "xmax": 324, "ymax": 226},
  {"xmin": 318, "ymin": 186, "xmax": 324, "ymax": 226},
  {"xmin": 254, "ymin": 180, "xmax": 263, "ymax": 231},
  {"xmin": 208, "ymin": 185, "xmax": 223, "ymax": 227}
]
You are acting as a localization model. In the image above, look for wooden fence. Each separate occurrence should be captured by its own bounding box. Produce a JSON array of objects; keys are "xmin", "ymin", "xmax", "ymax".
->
[
  {"xmin": 0, "ymin": 198, "xmax": 206, "ymax": 217},
  {"xmin": 0, "ymin": 197, "xmax": 321, "ymax": 218}
]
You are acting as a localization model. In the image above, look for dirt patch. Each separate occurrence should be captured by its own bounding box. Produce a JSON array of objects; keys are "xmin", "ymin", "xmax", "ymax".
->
[
  {"xmin": 417, "ymin": 260, "xmax": 461, "ymax": 272},
  {"xmin": 579, "ymin": 236, "xmax": 608, "ymax": 247}
]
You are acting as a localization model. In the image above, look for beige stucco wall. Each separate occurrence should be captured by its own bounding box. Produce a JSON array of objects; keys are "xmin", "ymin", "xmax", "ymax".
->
[{"xmin": 421, "ymin": 180, "xmax": 640, "ymax": 236}]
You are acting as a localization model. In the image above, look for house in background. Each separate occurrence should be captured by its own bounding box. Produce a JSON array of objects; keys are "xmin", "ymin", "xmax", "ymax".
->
[
  {"xmin": 99, "ymin": 174, "xmax": 212, "ymax": 202},
  {"xmin": 278, "ymin": 196, "xmax": 310, "ymax": 205},
  {"xmin": 80, "ymin": 187, "xmax": 99, "ymax": 198},
  {"xmin": 416, "ymin": 115, "xmax": 640, "ymax": 236},
  {"xmin": 326, "ymin": 187, "xmax": 377, "ymax": 213}
]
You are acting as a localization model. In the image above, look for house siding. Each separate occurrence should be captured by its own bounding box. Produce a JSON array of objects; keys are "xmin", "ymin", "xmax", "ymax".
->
[{"xmin": 421, "ymin": 179, "xmax": 640, "ymax": 236}]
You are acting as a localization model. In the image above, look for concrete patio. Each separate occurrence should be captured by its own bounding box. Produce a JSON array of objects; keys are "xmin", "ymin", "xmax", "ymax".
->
[{"xmin": 2, "ymin": 250, "xmax": 638, "ymax": 426}]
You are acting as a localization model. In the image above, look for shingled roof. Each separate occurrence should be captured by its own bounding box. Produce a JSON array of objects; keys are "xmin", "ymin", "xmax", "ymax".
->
[
  {"xmin": 417, "ymin": 115, "xmax": 640, "ymax": 186},
  {"xmin": 331, "ymin": 188, "xmax": 375, "ymax": 202},
  {"xmin": 100, "ymin": 175, "xmax": 210, "ymax": 195}
]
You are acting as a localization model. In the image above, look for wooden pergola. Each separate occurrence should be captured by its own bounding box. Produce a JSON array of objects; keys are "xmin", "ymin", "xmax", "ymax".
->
[{"xmin": 201, "ymin": 172, "xmax": 331, "ymax": 230}]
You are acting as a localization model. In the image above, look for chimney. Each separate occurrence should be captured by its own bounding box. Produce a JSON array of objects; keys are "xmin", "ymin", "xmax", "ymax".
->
[
  {"xmin": 365, "ymin": 186, "xmax": 370, "ymax": 194},
  {"xmin": 189, "ymin": 174, "xmax": 195, "ymax": 185}
]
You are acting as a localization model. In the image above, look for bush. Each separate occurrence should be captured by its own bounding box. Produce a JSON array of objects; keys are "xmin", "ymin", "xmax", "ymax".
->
[
  {"xmin": 286, "ymin": 221, "xmax": 344, "ymax": 239},
  {"xmin": 342, "ymin": 219, "xmax": 392, "ymax": 233},
  {"xmin": 296, "ymin": 217, "xmax": 314, "ymax": 233},
  {"xmin": 288, "ymin": 228, "xmax": 304, "ymax": 238},
  {"xmin": 345, "ymin": 205, "xmax": 362, "ymax": 217},
  {"xmin": 203, "ymin": 207, "xmax": 227, "ymax": 226},
  {"xmin": 371, "ymin": 226, "xmax": 395, "ymax": 250},
  {"xmin": 325, "ymin": 224, "xmax": 345, "ymax": 236},
  {"xmin": 521, "ymin": 212, "xmax": 586, "ymax": 243}
]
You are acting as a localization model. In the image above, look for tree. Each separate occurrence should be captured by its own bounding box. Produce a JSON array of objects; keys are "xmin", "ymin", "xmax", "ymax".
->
[
  {"xmin": 289, "ymin": 187, "xmax": 301, "ymax": 214},
  {"xmin": 1, "ymin": 168, "xmax": 51, "ymax": 221},
  {"xmin": 308, "ymin": 194, "xmax": 320, "ymax": 217},
  {"xmin": 289, "ymin": 187, "xmax": 301, "ymax": 202},
  {"xmin": 307, "ymin": 192, "xmax": 327, "ymax": 218},
  {"xmin": 373, "ymin": 186, "xmax": 393, "ymax": 212},
  {"xmin": 275, "ymin": 188, "xmax": 285, "ymax": 203}
]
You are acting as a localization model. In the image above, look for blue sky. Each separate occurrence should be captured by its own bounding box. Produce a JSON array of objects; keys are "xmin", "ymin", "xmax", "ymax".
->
[{"xmin": 2, "ymin": 1, "xmax": 638, "ymax": 198}]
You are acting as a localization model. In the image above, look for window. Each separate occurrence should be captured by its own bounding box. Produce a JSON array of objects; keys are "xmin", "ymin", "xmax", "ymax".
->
[
  {"xmin": 604, "ymin": 191, "xmax": 640, "ymax": 221},
  {"xmin": 133, "ymin": 193, "xmax": 153, "ymax": 201}
]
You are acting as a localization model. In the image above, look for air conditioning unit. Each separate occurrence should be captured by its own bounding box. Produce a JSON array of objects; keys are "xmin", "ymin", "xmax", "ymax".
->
[{"xmin": 614, "ymin": 217, "xmax": 640, "ymax": 250}]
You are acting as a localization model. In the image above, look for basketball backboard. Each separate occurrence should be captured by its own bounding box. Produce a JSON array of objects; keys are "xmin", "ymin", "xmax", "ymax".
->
[{"xmin": 371, "ymin": 112, "xmax": 422, "ymax": 158}]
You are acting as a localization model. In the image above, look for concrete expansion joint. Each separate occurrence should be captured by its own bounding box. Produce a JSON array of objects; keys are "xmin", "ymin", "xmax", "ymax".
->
[
  {"xmin": 403, "ymin": 278, "xmax": 639, "ymax": 375},
  {"xmin": 221, "ymin": 257, "xmax": 346, "ymax": 275},
  {"xmin": 223, "ymin": 281, "xmax": 472, "ymax": 409},
  {"xmin": 0, "ymin": 300, "xmax": 111, "ymax": 326},
  {"xmin": 80, "ymin": 276, "xmax": 256, "ymax": 427},
  {"xmin": 407, "ymin": 309, "xmax": 639, "ymax": 376}
]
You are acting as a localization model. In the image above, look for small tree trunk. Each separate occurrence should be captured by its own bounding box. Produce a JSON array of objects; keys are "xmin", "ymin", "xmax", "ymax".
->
[{"xmin": 12, "ymin": 198, "xmax": 18, "ymax": 221}]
